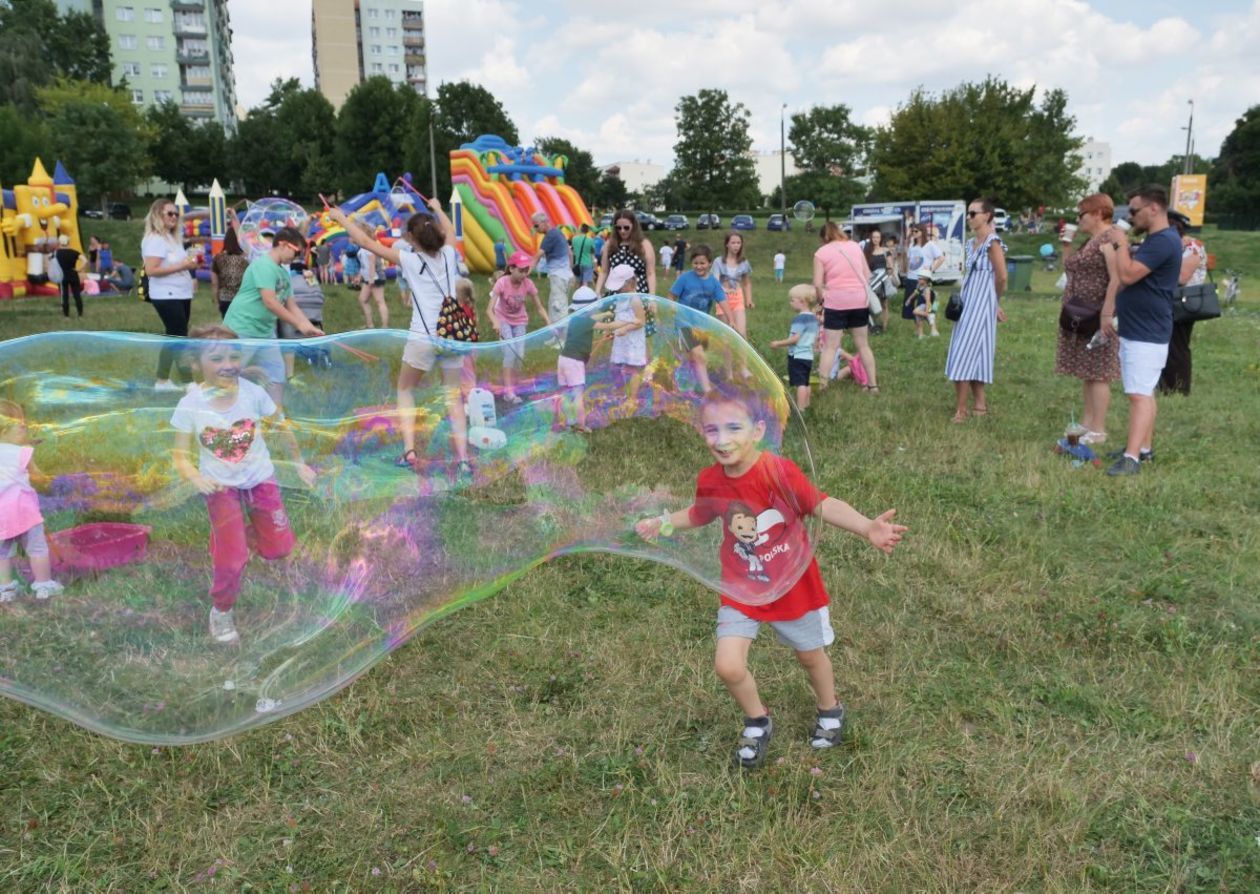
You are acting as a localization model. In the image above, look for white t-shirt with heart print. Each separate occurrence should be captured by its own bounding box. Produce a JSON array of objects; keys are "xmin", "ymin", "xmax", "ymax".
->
[{"xmin": 170, "ymin": 379, "xmax": 278, "ymax": 489}]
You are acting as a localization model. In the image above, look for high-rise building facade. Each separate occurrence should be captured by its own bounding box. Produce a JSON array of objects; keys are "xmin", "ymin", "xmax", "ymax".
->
[
  {"xmin": 313, "ymin": 0, "xmax": 427, "ymax": 110},
  {"xmin": 56, "ymin": 0, "xmax": 239, "ymax": 132}
]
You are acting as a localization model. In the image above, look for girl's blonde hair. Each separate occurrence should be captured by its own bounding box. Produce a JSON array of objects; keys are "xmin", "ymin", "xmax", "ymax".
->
[
  {"xmin": 144, "ymin": 198, "xmax": 182, "ymax": 242},
  {"xmin": 454, "ymin": 277, "xmax": 475, "ymax": 304},
  {"xmin": 788, "ymin": 283, "xmax": 819, "ymax": 310},
  {"xmin": 0, "ymin": 398, "xmax": 25, "ymax": 434}
]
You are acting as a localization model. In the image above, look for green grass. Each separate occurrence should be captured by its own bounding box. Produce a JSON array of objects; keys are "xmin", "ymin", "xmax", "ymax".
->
[{"xmin": 1, "ymin": 222, "xmax": 1259, "ymax": 892}]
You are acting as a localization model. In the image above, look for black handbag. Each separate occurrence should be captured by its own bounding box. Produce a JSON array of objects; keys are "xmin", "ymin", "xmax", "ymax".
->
[
  {"xmin": 945, "ymin": 291, "xmax": 963, "ymax": 322},
  {"xmin": 1058, "ymin": 291, "xmax": 1101, "ymax": 338},
  {"xmin": 1172, "ymin": 281, "xmax": 1220, "ymax": 324}
]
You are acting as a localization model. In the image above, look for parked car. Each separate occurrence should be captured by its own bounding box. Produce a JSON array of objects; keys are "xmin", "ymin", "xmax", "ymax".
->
[
  {"xmin": 766, "ymin": 213, "xmax": 790, "ymax": 231},
  {"xmin": 82, "ymin": 208, "xmax": 104, "ymax": 219},
  {"xmin": 731, "ymin": 214, "xmax": 755, "ymax": 231},
  {"xmin": 598, "ymin": 214, "xmax": 613, "ymax": 228},
  {"xmin": 993, "ymin": 207, "xmax": 1009, "ymax": 232},
  {"xmin": 664, "ymin": 214, "xmax": 689, "ymax": 230},
  {"xmin": 636, "ymin": 211, "xmax": 664, "ymax": 231},
  {"xmin": 697, "ymin": 213, "xmax": 722, "ymax": 229}
]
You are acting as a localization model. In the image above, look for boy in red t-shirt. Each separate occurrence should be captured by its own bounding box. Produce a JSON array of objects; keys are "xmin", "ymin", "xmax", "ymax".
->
[{"xmin": 636, "ymin": 387, "xmax": 906, "ymax": 768}]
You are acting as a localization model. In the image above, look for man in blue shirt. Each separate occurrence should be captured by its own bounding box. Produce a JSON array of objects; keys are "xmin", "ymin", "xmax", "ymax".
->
[
  {"xmin": 669, "ymin": 243, "xmax": 726, "ymax": 392},
  {"xmin": 532, "ymin": 212, "xmax": 573, "ymax": 338},
  {"xmin": 1101, "ymin": 185, "xmax": 1181, "ymax": 477}
]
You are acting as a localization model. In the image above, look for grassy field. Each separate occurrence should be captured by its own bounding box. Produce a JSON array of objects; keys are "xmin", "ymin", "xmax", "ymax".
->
[{"xmin": 1, "ymin": 221, "xmax": 1258, "ymax": 892}]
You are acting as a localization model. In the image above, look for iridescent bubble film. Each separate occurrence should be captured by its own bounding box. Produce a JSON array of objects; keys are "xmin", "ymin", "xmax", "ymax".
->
[
  {"xmin": 0, "ymin": 300, "xmax": 816, "ymax": 743},
  {"xmin": 236, "ymin": 198, "xmax": 309, "ymax": 259}
]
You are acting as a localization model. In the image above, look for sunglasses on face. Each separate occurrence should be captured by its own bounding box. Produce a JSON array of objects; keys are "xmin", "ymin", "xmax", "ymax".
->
[
  {"xmin": 163, "ymin": 211, "xmax": 179, "ymax": 218},
  {"xmin": 966, "ymin": 210, "xmax": 983, "ymax": 218},
  {"xmin": 616, "ymin": 225, "xmax": 632, "ymax": 231},
  {"xmin": 1127, "ymin": 204, "xmax": 1144, "ymax": 215}
]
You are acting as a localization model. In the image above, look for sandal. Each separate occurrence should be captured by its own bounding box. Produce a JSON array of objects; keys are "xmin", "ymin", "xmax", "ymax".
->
[
  {"xmin": 972, "ymin": 408, "xmax": 989, "ymax": 418},
  {"xmin": 455, "ymin": 460, "xmax": 474, "ymax": 480},
  {"xmin": 570, "ymin": 424, "xmax": 593, "ymax": 434},
  {"xmin": 733, "ymin": 714, "xmax": 773, "ymax": 769},
  {"xmin": 950, "ymin": 411, "xmax": 969, "ymax": 424},
  {"xmin": 395, "ymin": 448, "xmax": 419, "ymax": 469},
  {"xmin": 864, "ymin": 385, "xmax": 880, "ymax": 394},
  {"xmin": 810, "ymin": 704, "xmax": 846, "ymax": 749}
]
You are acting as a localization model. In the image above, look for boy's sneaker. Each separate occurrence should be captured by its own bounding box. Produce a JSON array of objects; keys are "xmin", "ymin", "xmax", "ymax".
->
[
  {"xmin": 810, "ymin": 704, "xmax": 847, "ymax": 749},
  {"xmin": 209, "ymin": 607, "xmax": 240, "ymax": 644},
  {"xmin": 31, "ymin": 580, "xmax": 64, "ymax": 600},
  {"xmin": 1106, "ymin": 456, "xmax": 1141, "ymax": 477},
  {"xmin": 0, "ymin": 581, "xmax": 18, "ymax": 603},
  {"xmin": 733, "ymin": 714, "xmax": 773, "ymax": 769},
  {"xmin": 1106, "ymin": 448, "xmax": 1154, "ymax": 463}
]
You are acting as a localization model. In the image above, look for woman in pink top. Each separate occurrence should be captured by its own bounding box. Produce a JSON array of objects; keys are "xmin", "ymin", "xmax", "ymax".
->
[{"xmin": 814, "ymin": 222, "xmax": 878, "ymax": 392}]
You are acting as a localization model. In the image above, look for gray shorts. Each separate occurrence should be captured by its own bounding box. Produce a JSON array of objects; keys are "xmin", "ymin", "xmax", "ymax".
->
[
  {"xmin": 716, "ymin": 605, "xmax": 835, "ymax": 652},
  {"xmin": 1, "ymin": 523, "xmax": 50, "ymax": 560},
  {"xmin": 241, "ymin": 342, "xmax": 286, "ymax": 384}
]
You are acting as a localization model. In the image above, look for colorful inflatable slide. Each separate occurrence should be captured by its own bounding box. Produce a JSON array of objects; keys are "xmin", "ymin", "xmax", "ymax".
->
[{"xmin": 451, "ymin": 135, "xmax": 594, "ymax": 273}]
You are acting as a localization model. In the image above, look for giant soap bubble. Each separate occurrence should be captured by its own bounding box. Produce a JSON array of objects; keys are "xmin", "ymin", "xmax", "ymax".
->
[
  {"xmin": 0, "ymin": 301, "xmax": 817, "ymax": 743},
  {"xmin": 237, "ymin": 198, "xmax": 309, "ymax": 259}
]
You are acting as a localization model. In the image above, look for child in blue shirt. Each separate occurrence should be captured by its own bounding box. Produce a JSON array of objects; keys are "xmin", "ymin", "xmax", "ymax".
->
[
  {"xmin": 668, "ymin": 244, "xmax": 726, "ymax": 392},
  {"xmin": 770, "ymin": 284, "xmax": 821, "ymax": 410}
]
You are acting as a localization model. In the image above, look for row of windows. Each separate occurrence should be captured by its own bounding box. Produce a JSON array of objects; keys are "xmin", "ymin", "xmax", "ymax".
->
[
  {"xmin": 121, "ymin": 62, "xmax": 211, "ymax": 79},
  {"xmin": 116, "ymin": 6, "xmax": 165, "ymax": 23},
  {"xmin": 366, "ymin": 26, "xmax": 401, "ymax": 37},
  {"xmin": 129, "ymin": 89, "xmax": 214, "ymax": 105},
  {"xmin": 365, "ymin": 8, "xmax": 399, "ymax": 19},
  {"xmin": 118, "ymin": 34, "xmax": 166, "ymax": 50},
  {"xmin": 368, "ymin": 44, "xmax": 406, "ymax": 56},
  {"xmin": 369, "ymin": 63, "xmax": 403, "ymax": 74}
]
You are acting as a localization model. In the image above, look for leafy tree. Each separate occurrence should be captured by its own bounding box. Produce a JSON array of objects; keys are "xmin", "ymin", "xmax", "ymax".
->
[
  {"xmin": 773, "ymin": 171, "xmax": 866, "ymax": 220},
  {"xmin": 1210, "ymin": 105, "xmax": 1260, "ymax": 219},
  {"xmin": 642, "ymin": 170, "xmax": 685, "ymax": 212},
  {"xmin": 1101, "ymin": 155, "xmax": 1211, "ymax": 203},
  {"xmin": 435, "ymin": 80, "xmax": 518, "ymax": 147},
  {"xmin": 334, "ymin": 76, "xmax": 420, "ymax": 195},
  {"xmin": 37, "ymin": 79, "xmax": 150, "ymax": 207},
  {"xmin": 788, "ymin": 104, "xmax": 872, "ymax": 176},
  {"xmin": 0, "ymin": 0, "xmax": 111, "ymax": 110},
  {"xmin": 224, "ymin": 79, "xmax": 335, "ymax": 197},
  {"xmin": 534, "ymin": 136, "xmax": 599, "ymax": 200},
  {"xmin": 591, "ymin": 170, "xmax": 628, "ymax": 210},
  {"xmin": 0, "ymin": 103, "xmax": 49, "ymax": 186},
  {"xmin": 275, "ymin": 87, "xmax": 336, "ymax": 197},
  {"xmin": 146, "ymin": 101, "xmax": 198, "ymax": 189},
  {"xmin": 870, "ymin": 78, "xmax": 1085, "ymax": 208},
  {"xmin": 672, "ymin": 88, "xmax": 760, "ymax": 211},
  {"xmin": 226, "ymin": 108, "xmax": 288, "ymax": 195}
]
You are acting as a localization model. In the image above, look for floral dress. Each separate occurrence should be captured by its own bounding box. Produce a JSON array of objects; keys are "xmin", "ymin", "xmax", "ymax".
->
[{"xmin": 1054, "ymin": 234, "xmax": 1119, "ymax": 382}]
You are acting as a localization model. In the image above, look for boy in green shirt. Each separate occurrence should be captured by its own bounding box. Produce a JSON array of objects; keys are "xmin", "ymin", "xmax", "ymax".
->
[{"xmin": 222, "ymin": 227, "xmax": 323, "ymax": 404}]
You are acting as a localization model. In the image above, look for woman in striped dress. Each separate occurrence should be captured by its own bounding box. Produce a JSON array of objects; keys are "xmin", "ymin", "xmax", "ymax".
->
[{"xmin": 945, "ymin": 198, "xmax": 1007, "ymax": 422}]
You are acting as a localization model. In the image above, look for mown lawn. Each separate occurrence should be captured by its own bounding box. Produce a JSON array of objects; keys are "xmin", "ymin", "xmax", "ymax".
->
[{"xmin": 1, "ymin": 220, "xmax": 1258, "ymax": 892}]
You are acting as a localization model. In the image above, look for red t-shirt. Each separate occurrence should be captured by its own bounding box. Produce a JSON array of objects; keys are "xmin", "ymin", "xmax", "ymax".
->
[{"xmin": 688, "ymin": 452, "xmax": 829, "ymax": 621}]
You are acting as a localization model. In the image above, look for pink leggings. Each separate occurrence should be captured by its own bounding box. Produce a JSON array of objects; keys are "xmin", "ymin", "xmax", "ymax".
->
[{"xmin": 206, "ymin": 478, "xmax": 294, "ymax": 611}]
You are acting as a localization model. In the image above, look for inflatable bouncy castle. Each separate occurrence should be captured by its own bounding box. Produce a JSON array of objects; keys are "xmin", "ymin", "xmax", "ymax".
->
[
  {"xmin": 451, "ymin": 135, "xmax": 595, "ymax": 273},
  {"xmin": 306, "ymin": 172, "xmax": 427, "ymax": 281},
  {"xmin": 1, "ymin": 159, "xmax": 85, "ymax": 299}
]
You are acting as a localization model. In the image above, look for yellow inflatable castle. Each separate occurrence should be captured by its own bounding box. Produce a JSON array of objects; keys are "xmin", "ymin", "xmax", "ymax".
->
[{"xmin": 1, "ymin": 158, "xmax": 84, "ymax": 299}]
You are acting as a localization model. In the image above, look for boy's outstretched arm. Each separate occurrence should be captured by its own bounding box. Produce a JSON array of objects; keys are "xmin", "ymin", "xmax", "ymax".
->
[
  {"xmin": 635, "ymin": 506, "xmax": 699, "ymax": 542},
  {"xmin": 814, "ymin": 497, "xmax": 907, "ymax": 555}
]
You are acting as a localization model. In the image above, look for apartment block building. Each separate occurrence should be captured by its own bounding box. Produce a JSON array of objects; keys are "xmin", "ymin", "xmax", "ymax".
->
[
  {"xmin": 56, "ymin": 0, "xmax": 239, "ymax": 132},
  {"xmin": 312, "ymin": 0, "xmax": 428, "ymax": 110}
]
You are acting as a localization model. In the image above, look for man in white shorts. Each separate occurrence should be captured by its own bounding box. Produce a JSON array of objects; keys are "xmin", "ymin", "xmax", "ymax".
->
[{"xmin": 1101, "ymin": 185, "xmax": 1181, "ymax": 477}]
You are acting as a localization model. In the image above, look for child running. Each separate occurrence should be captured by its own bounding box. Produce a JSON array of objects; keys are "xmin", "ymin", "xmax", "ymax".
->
[
  {"xmin": 636, "ymin": 386, "xmax": 905, "ymax": 768},
  {"xmin": 903, "ymin": 272, "xmax": 938, "ymax": 338},
  {"xmin": 172, "ymin": 325, "xmax": 317, "ymax": 644},
  {"xmin": 488, "ymin": 251, "xmax": 551, "ymax": 404},
  {"xmin": 769, "ymin": 284, "xmax": 820, "ymax": 410},
  {"xmin": 0, "ymin": 401, "xmax": 64, "ymax": 602},
  {"xmin": 668, "ymin": 244, "xmax": 726, "ymax": 393},
  {"xmin": 552, "ymin": 285, "xmax": 601, "ymax": 432}
]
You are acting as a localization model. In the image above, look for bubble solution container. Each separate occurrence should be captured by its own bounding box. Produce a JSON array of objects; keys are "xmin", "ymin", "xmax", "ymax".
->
[{"xmin": 49, "ymin": 523, "xmax": 152, "ymax": 575}]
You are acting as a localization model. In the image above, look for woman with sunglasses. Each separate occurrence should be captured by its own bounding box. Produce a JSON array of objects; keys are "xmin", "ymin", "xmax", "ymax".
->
[
  {"xmin": 945, "ymin": 198, "xmax": 1007, "ymax": 422},
  {"xmin": 595, "ymin": 210, "xmax": 655, "ymax": 298},
  {"xmin": 142, "ymin": 198, "xmax": 200, "ymax": 392}
]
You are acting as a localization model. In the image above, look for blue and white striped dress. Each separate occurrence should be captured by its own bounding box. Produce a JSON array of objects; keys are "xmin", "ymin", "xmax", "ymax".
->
[{"xmin": 945, "ymin": 233, "xmax": 1005, "ymax": 383}]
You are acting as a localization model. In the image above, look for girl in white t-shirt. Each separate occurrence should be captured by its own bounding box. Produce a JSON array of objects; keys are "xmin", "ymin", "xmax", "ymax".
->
[
  {"xmin": 171, "ymin": 325, "xmax": 317, "ymax": 644},
  {"xmin": 330, "ymin": 200, "xmax": 472, "ymax": 477}
]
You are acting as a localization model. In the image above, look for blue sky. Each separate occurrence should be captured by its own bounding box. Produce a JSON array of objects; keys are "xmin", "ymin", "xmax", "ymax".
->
[{"xmin": 230, "ymin": 0, "xmax": 1260, "ymax": 169}]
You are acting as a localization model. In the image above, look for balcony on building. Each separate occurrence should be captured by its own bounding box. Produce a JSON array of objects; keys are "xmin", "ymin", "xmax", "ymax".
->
[
  {"xmin": 404, "ymin": 51, "xmax": 425, "ymax": 66},
  {"xmin": 401, "ymin": 10, "xmax": 424, "ymax": 28},
  {"xmin": 403, "ymin": 34, "xmax": 424, "ymax": 48},
  {"xmin": 173, "ymin": 16, "xmax": 208, "ymax": 37},
  {"xmin": 176, "ymin": 46, "xmax": 210, "ymax": 63},
  {"xmin": 171, "ymin": 0, "xmax": 204, "ymax": 10}
]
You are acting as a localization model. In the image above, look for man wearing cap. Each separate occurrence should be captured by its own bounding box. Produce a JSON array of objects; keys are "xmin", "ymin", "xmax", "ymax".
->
[
  {"xmin": 1101, "ymin": 185, "xmax": 1181, "ymax": 477},
  {"xmin": 533, "ymin": 212, "xmax": 574, "ymax": 333}
]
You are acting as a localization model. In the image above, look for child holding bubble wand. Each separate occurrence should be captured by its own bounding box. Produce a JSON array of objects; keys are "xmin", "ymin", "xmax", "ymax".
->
[
  {"xmin": 635, "ymin": 386, "xmax": 905, "ymax": 768},
  {"xmin": 0, "ymin": 400, "xmax": 65, "ymax": 602},
  {"xmin": 172, "ymin": 325, "xmax": 317, "ymax": 644}
]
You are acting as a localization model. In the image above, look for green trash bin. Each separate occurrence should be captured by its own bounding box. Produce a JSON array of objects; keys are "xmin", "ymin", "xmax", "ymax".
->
[{"xmin": 1006, "ymin": 255, "xmax": 1034, "ymax": 292}]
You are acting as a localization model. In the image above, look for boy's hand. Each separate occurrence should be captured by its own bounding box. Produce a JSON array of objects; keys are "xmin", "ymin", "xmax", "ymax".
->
[
  {"xmin": 635, "ymin": 517, "xmax": 663, "ymax": 541},
  {"xmin": 866, "ymin": 509, "xmax": 907, "ymax": 555},
  {"xmin": 296, "ymin": 463, "xmax": 317, "ymax": 488},
  {"xmin": 328, "ymin": 207, "xmax": 348, "ymax": 227},
  {"xmin": 300, "ymin": 321, "xmax": 325, "ymax": 337}
]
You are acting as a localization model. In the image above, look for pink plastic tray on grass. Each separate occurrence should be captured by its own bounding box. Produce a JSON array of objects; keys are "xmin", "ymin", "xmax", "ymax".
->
[{"xmin": 48, "ymin": 523, "xmax": 152, "ymax": 575}]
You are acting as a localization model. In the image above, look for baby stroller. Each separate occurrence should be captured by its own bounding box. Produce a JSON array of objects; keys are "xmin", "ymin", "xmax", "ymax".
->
[{"xmin": 1039, "ymin": 243, "xmax": 1059, "ymax": 271}]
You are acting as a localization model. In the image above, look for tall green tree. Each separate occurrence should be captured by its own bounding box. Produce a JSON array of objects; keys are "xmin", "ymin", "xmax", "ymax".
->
[
  {"xmin": 275, "ymin": 87, "xmax": 336, "ymax": 198},
  {"xmin": 334, "ymin": 76, "xmax": 420, "ymax": 196},
  {"xmin": 1210, "ymin": 105, "xmax": 1260, "ymax": 219},
  {"xmin": 404, "ymin": 81, "xmax": 519, "ymax": 196},
  {"xmin": 224, "ymin": 79, "xmax": 333, "ymax": 197},
  {"xmin": 788, "ymin": 104, "xmax": 872, "ymax": 176},
  {"xmin": 870, "ymin": 78, "xmax": 1085, "ymax": 207},
  {"xmin": 0, "ymin": 103, "xmax": 49, "ymax": 186},
  {"xmin": 534, "ymin": 136, "xmax": 599, "ymax": 199},
  {"xmin": 672, "ymin": 88, "xmax": 760, "ymax": 211},
  {"xmin": 37, "ymin": 79, "xmax": 150, "ymax": 207},
  {"xmin": 592, "ymin": 170, "xmax": 628, "ymax": 210},
  {"xmin": 0, "ymin": 0, "xmax": 111, "ymax": 110}
]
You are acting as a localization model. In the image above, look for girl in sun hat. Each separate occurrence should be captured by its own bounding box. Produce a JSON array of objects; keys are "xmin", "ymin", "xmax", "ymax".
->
[{"xmin": 488, "ymin": 250, "xmax": 552, "ymax": 403}]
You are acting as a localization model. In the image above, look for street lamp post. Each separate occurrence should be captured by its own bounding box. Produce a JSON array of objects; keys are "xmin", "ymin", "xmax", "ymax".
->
[
  {"xmin": 1183, "ymin": 99, "xmax": 1194, "ymax": 175},
  {"xmin": 780, "ymin": 104, "xmax": 788, "ymax": 218}
]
